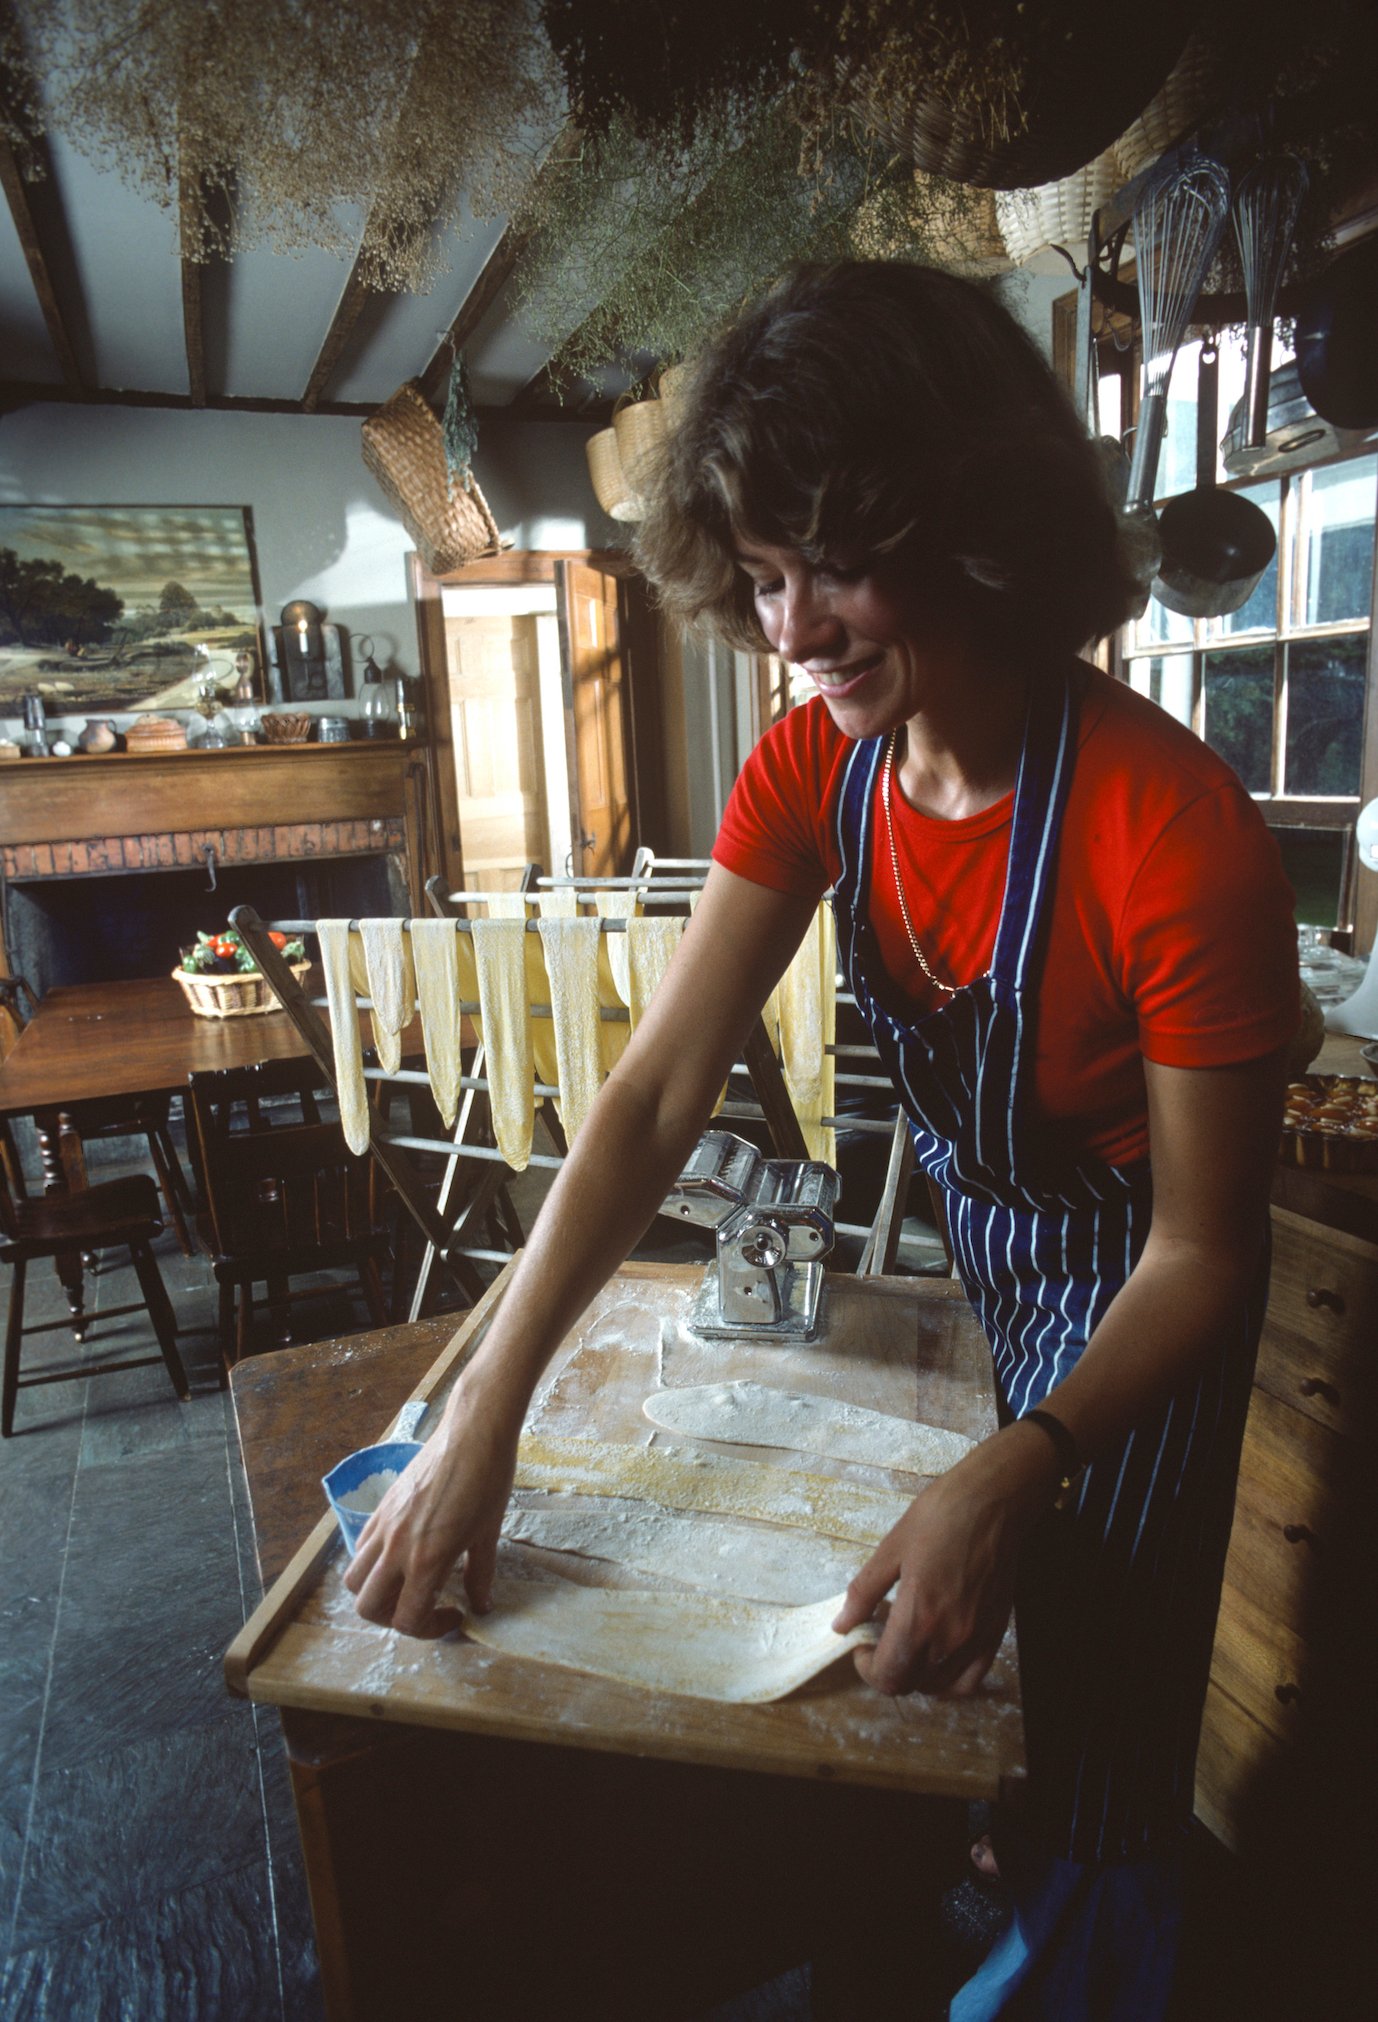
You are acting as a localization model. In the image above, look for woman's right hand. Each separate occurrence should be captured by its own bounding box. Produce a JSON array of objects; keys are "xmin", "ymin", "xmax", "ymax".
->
[{"xmin": 343, "ymin": 1377, "xmax": 521, "ymax": 1638}]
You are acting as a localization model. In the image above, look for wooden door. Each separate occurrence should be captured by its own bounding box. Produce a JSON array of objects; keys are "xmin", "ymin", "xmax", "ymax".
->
[
  {"xmin": 556, "ymin": 560, "xmax": 633, "ymax": 877},
  {"xmin": 444, "ymin": 612, "xmax": 549, "ymax": 891}
]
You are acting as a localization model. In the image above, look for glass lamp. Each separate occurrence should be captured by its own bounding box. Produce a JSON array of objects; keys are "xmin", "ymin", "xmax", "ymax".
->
[{"xmin": 358, "ymin": 645, "xmax": 395, "ymax": 738}]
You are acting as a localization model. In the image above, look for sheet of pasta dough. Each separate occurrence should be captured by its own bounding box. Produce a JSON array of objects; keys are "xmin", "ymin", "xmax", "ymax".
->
[
  {"xmin": 317, "ymin": 920, "xmax": 370, "ymax": 1155},
  {"xmin": 643, "ymin": 1382, "xmax": 975, "ymax": 1478},
  {"xmin": 472, "ymin": 918, "xmax": 534, "ymax": 1170},
  {"xmin": 461, "ymin": 1575, "xmax": 877, "ymax": 1703},
  {"xmin": 503, "ymin": 1497, "xmax": 860, "ymax": 1605},
  {"xmin": 513, "ymin": 1433, "xmax": 911, "ymax": 1548}
]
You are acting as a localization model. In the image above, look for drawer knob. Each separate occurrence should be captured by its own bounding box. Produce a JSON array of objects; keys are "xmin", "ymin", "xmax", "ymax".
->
[
  {"xmin": 1299, "ymin": 1376, "xmax": 1342, "ymax": 1406},
  {"xmin": 1305, "ymin": 1286, "xmax": 1345, "ymax": 1315},
  {"xmin": 1275, "ymin": 1683, "xmax": 1302, "ymax": 1708},
  {"xmin": 1282, "ymin": 1523, "xmax": 1320, "ymax": 1549}
]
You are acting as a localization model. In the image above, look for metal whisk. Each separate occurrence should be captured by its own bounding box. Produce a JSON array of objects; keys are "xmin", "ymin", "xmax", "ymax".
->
[
  {"xmin": 1126, "ymin": 157, "xmax": 1232, "ymax": 509},
  {"xmin": 1233, "ymin": 153, "xmax": 1309, "ymax": 450}
]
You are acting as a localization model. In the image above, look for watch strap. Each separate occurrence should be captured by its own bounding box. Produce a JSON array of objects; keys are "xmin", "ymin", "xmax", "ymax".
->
[{"xmin": 1021, "ymin": 1408, "xmax": 1082, "ymax": 1492}]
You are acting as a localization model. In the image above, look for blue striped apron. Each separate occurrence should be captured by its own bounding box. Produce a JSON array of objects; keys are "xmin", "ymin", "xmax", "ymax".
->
[{"xmin": 831, "ymin": 664, "xmax": 1268, "ymax": 2011}]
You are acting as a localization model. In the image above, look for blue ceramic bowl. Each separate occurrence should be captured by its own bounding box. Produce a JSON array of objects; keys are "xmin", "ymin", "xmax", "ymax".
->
[{"xmin": 322, "ymin": 1439, "xmax": 423, "ymax": 1557}]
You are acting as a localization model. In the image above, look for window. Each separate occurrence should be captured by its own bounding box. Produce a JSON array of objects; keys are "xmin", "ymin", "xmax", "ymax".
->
[{"xmin": 1121, "ymin": 336, "xmax": 1377, "ymax": 929}]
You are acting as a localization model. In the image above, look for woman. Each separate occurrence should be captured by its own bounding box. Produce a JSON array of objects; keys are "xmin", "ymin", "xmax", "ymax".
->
[{"xmin": 347, "ymin": 263, "xmax": 1297, "ymax": 2016}]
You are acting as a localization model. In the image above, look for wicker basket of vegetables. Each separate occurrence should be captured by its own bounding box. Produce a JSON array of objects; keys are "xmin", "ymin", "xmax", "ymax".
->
[{"xmin": 174, "ymin": 928, "xmax": 309, "ymax": 1018}]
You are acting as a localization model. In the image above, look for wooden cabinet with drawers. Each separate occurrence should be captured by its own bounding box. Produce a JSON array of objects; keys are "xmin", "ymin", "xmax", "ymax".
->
[
  {"xmin": 1197, "ymin": 1204, "xmax": 1378, "ymax": 1848},
  {"xmin": 1194, "ymin": 1180, "xmax": 1378, "ymax": 2010}
]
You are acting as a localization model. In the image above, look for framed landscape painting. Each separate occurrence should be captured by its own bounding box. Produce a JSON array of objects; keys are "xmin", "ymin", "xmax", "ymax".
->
[{"xmin": 0, "ymin": 504, "xmax": 266, "ymax": 715}]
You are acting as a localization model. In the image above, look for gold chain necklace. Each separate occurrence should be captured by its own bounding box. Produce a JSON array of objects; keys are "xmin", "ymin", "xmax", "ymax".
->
[{"xmin": 880, "ymin": 731, "xmax": 989, "ymax": 999}]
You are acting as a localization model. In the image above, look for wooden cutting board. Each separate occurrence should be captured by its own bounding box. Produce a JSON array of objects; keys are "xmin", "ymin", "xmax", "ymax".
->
[{"xmin": 226, "ymin": 1260, "xmax": 1026, "ymax": 1801}]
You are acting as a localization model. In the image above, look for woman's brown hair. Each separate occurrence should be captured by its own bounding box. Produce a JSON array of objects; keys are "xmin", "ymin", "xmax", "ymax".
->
[{"xmin": 633, "ymin": 261, "xmax": 1137, "ymax": 659}]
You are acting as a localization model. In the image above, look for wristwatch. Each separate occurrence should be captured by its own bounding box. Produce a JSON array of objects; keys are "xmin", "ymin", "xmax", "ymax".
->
[{"xmin": 1020, "ymin": 1408, "xmax": 1085, "ymax": 1509}]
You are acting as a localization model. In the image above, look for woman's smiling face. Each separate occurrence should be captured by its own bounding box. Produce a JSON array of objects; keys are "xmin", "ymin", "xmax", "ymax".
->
[{"xmin": 735, "ymin": 537, "xmax": 965, "ymax": 740}]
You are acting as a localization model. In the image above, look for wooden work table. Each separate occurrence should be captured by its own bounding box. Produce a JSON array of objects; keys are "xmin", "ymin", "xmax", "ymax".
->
[{"xmin": 229, "ymin": 1264, "xmax": 1019, "ymax": 2021}]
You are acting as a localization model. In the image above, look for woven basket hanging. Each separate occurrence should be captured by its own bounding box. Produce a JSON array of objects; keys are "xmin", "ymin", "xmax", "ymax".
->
[
  {"xmin": 586, "ymin": 425, "xmax": 639, "ymax": 521},
  {"xmin": 612, "ymin": 396, "xmax": 670, "ymax": 500},
  {"xmin": 361, "ymin": 381, "xmax": 503, "ymax": 575},
  {"xmin": 849, "ymin": 5, "xmax": 1197, "ymax": 190},
  {"xmin": 995, "ymin": 146, "xmax": 1124, "ymax": 272}
]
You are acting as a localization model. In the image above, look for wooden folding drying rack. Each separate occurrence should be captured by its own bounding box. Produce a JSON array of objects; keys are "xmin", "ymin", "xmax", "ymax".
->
[{"xmin": 229, "ymin": 895, "xmax": 812, "ymax": 1321}]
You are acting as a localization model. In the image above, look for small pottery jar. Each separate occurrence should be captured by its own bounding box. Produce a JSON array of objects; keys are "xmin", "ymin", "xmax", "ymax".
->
[{"xmin": 78, "ymin": 718, "xmax": 117, "ymax": 753}]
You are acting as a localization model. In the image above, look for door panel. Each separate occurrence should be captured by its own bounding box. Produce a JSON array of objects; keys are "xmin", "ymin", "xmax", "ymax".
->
[
  {"xmin": 445, "ymin": 612, "xmax": 549, "ymax": 890},
  {"xmin": 556, "ymin": 560, "xmax": 632, "ymax": 878}
]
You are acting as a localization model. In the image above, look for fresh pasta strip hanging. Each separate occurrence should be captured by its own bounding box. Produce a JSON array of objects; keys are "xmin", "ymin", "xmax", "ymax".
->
[
  {"xmin": 358, "ymin": 918, "xmax": 415, "ymax": 1075},
  {"xmin": 537, "ymin": 889, "xmax": 577, "ymax": 918},
  {"xmin": 776, "ymin": 901, "xmax": 837, "ymax": 1165},
  {"xmin": 410, "ymin": 918, "xmax": 464, "ymax": 1126},
  {"xmin": 535, "ymin": 917, "xmax": 605, "ymax": 1145},
  {"xmin": 626, "ymin": 915, "xmax": 682, "ymax": 1029},
  {"xmin": 595, "ymin": 888, "xmax": 638, "ymax": 1005},
  {"xmin": 472, "ymin": 919, "xmax": 535, "ymax": 1171},
  {"xmin": 317, "ymin": 919, "xmax": 370, "ymax": 1155}
]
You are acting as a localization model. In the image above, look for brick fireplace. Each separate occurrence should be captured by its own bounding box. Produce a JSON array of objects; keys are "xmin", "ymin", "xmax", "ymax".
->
[{"xmin": 0, "ymin": 742, "xmax": 430, "ymax": 1004}]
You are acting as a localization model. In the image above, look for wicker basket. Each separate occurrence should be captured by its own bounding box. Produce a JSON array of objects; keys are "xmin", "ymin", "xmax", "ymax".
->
[
  {"xmin": 849, "ymin": 10, "xmax": 1196, "ymax": 190},
  {"xmin": 586, "ymin": 425, "xmax": 639, "ymax": 521},
  {"xmin": 362, "ymin": 381, "xmax": 503, "ymax": 575},
  {"xmin": 1111, "ymin": 32, "xmax": 1222, "ymax": 185},
  {"xmin": 126, "ymin": 716, "xmax": 188, "ymax": 753},
  {"xmin": 173, "ymin": 960, "xmax": 310, "ymax": 1019},
  {"xmin": 995, "ymin": 147, "xmax": 1125, "ymax": 272},
  {"xmin": 260, "ymin": 712, "xmax": 312, "ymax": 745},
  {"xmin": 613, "ymin": 396, "xmax": 670, "ymax": 498}
]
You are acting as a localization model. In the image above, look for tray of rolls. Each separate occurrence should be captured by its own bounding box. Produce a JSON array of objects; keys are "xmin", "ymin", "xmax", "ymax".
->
[{"xmin": 1282, "ymin": 1075, "xmax": 1378, "ymax": 1171}]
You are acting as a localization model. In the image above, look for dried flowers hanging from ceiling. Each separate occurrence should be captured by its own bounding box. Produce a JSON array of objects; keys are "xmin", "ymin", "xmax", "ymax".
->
[
  {"xmin": 509, "ymin": 99, "xmax": 991, "ymax": 389},
  {"xmin": 7, "ymin": 0, "xmax": 564, "ymax": 290}
]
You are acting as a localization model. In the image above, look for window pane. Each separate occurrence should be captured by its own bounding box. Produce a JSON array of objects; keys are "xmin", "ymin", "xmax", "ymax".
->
[
  {"xmin": 1157, "ymin": 339, "xmax": 1200, "ymax": 502},
  {"xmin": 1284, "ymin": 635, "xmax": 1368, "ymax": 795},
  {"xmin": 1203, "ymin": 644, "xmax": 1274, "ymax": 791},
  {"xmin": 1271, "ymin": 826, "xmax": 1347, "ymax": 929},
  {"xmin": 1132, "ymin": 593, "xmax": 1195, "ymax": 652},
  {"xmin": 1221, "ymin": 480, "xmax": 1281, "ymax": 635},
  {"xmin": 1127, "ymin": 652, "xmax": 1195, "ymax": 725},
  {"xmin": 1300, "ymin": 456, "xmax": 1376, "ymax": 626}
]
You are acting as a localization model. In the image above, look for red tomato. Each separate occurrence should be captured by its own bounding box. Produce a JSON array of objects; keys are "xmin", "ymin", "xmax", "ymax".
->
[{"xmin": 268, "ymin": 931, "xmax": 288, "ymax": 948}]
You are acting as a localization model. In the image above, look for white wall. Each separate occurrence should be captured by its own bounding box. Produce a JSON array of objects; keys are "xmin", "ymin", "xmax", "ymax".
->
[{"xmin": 0, "ymin": 400, "xmax": 620, "ymax": 740}]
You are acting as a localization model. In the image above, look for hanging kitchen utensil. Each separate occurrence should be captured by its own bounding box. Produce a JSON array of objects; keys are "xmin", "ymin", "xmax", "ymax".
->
[
  {"xmin": 1125, "ymin": 157, "xmax": 1233, "ymax": 511},
  {"xmin": 1294, "ymin": 236, "xmax": 1378, "ymax": 431},
  {"xmin": 1079, "ymin": 237, "xmax": 1160, "ymax": 616},
  {"xmin": 1232, "ymin": 153, "xmax": 1308, "ymax": 450},
  {"xmin": 1153, "ymin": 341, "xmax": 1276, "ymax": 619},
  {"xmin": 1223, "ymin": 359, "xmax": 1374, "ymax": 477}
]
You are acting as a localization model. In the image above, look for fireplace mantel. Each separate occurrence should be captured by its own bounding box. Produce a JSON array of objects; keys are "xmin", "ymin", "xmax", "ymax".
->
[{"xmin": 0, "ymin": 743, "xmax": 430, "ymax": 903}]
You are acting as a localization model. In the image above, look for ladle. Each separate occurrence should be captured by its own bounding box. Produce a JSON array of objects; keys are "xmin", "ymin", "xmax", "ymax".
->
[{"xmin": 1152, "ymin": 343, "xmax": 1277, "ymax": 621}]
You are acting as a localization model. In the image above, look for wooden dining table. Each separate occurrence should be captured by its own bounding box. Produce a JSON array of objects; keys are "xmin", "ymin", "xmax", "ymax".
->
[{"xmin": 0, "ymin": 970, "xmax": 423, "ymax": 1321}]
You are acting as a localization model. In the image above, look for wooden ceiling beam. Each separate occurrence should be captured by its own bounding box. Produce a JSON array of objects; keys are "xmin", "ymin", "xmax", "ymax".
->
[
  {"xmin": 177, "ymin": 158, "xmax": 208, "ymax": 407},
  {"xmin": 0, "ymin": 377, "xmax": 595, "ymax": 421},
  {"xmin": 417, "ymin": 124, "xmax": 584, "ymax": 413},
  {"xmin": 0, "ymin": 132, "xmax": 83, "ymax": 391},
  {"xmin": 302, "ymin": 267, "xmax": 372, "ymax": 413}
]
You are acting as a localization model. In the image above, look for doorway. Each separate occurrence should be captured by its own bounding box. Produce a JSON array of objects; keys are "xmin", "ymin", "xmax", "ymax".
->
[{"xmin": 414, "ymin": 552, "xmax": 648, "ymax": 897}]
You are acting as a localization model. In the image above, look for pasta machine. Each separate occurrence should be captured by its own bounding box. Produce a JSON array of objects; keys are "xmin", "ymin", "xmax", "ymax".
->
[{"xmin": 662, "ymin": 1128, "xmax": 838, "ymax": 1341}]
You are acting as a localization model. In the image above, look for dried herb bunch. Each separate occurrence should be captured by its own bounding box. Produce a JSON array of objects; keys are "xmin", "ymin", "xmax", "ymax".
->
[
  {"xmin": 14, "ymin": 0, "xmax": 563, "ymax": 289},
  {"xmin": 511, "ymin": 99, "xmax": 990, "ymax": 389}
]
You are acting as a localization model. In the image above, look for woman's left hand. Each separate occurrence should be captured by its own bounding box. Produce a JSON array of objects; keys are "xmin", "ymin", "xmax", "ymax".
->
[{"xmin": 832, "ymin": 1424, "xmax": 1060, "ymax": 1696}]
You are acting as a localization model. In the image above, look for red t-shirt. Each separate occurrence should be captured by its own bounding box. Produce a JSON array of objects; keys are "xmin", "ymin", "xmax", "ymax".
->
[{"xmin": 714, "ymin": 668, "xmax": 1299, "ymax": 1169}]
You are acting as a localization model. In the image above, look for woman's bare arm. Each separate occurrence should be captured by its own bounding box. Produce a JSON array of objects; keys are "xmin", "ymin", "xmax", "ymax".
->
[
  {"xmin": 345, "ymin": 865, "xmax": 819, "ymax": 1635},
  {"xmin": 835, "ymin": 1046, "xmax": 1287, "ymax": 1696}
]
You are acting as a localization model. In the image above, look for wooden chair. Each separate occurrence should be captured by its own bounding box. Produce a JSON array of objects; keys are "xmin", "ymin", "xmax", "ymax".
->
[
  {"xmin": 1, "ymin": 1118, "xmax": 189, "ymax": 1436},
  {"xmin": 186, "ymin": 1062, "xmax": 390, "ymax": 1368},
  {"xmin": 1, "ymin": 970, "xmax": 194, "ymax": 1253}
]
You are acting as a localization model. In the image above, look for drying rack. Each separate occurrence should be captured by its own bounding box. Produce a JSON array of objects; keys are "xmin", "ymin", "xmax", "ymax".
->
[{"xmin": 230, "ymin": 895, "xmax": 811, "ymax": 1321}]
